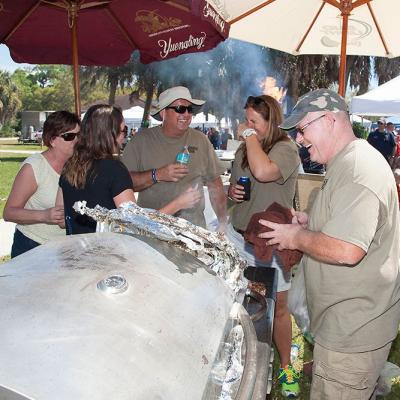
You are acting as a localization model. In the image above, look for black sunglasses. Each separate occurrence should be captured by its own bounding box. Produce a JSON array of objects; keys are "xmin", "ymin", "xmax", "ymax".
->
[
  {"xmin": 166, "ymin": 105, "xmax": 194, "ymax": 114},
  {"xmin": 59, "ymin": 131, "xmax": 80, "ymax": 141}
]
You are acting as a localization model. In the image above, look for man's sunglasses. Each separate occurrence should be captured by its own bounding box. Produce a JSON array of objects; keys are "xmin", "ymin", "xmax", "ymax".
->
[
  {"xmin": 59, "ymin": 131, "xmax": 80, "ymax": 141},
  {"xmin": 166, "ymin": 105, "xmax": 194, "ymax": 114}
]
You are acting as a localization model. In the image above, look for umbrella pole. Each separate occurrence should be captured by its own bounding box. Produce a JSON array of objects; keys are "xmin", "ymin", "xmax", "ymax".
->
[
  {"xmin": 70, "ymin": 8, "xmax": 81, "ymax": 116},
  {"xmin": 338, "ymin": 11, "xmax": 349, "ymax": 97}
]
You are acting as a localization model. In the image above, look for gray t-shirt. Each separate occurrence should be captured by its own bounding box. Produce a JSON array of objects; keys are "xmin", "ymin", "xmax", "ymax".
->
[
  {"xmin": 230, "ymin": 139, "xmax": 300, "ymax": 231},
  {"xmin": 306, "ymin": 139, "xmax": 400, "ymax": 352},
  {"xmin": 122, "ymin": 126, "xmax": 225, "ymax": 228}
]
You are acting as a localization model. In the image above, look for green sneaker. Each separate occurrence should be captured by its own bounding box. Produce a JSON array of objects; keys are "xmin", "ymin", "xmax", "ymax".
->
[{"xmin": 278, "ymin": 364, "xmax": 300, "ymax": 398}]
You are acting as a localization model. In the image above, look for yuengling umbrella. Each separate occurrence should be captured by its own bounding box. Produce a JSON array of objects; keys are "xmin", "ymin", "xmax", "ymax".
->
[{"xmin": 0, "ymin": 0, "xmax": 229, "ymax": 115}]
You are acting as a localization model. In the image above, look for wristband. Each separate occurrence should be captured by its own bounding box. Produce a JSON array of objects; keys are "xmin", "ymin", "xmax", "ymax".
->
[{"xmin": 151, "ymin": 168, "xmax": 158, "ymax": 184}]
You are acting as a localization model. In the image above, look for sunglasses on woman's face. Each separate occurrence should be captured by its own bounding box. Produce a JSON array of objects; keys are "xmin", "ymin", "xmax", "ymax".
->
[
  {"xmin": 59, "ymin": 131, "xmax": 80, "ymax": 141},
  {"xmin": 166, "ymin": 105, "xmax": 194, "ymax": 114},
  {"xmin": 246, "ymin": 96, "xmax": 266, "ymax": 106}
]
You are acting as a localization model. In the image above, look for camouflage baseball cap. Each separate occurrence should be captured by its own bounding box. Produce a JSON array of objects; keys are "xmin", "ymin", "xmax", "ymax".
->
[{"xmin": 280, "ymin": 89, "xmax": 348, "ymax": 130}]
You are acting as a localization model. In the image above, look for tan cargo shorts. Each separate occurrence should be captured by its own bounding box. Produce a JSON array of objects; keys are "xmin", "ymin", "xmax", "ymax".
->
[{"xmin": 310, "ymin": 342, "xmax": 392, "ymax": 400}]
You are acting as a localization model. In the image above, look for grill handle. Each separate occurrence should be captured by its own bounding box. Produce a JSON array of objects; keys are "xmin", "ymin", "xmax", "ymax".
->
[
  {"xmin": 245, "ymin": 289, "xmax": 267, "ymax": 322},
  {"xmin": 236, "ymin": 303, "xmax": 258, "ymax": 400}
]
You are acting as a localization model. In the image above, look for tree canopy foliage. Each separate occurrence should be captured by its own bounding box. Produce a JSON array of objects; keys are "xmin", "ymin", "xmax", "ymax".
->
[
  {"xmin": 2, "ymin": 38, "xmax": 400, "ymax": 133},
  {"xmin": 0, "ymin": 70, "xmax": 21, "ymax": 130}
]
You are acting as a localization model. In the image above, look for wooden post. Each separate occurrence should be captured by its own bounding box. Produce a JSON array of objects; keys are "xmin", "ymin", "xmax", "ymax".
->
[
  {"xmin": 338, "ymin": 11, "xmax": 349, "ymax": 97},
  {"xmin": 70, "ymin": 4, "xmax": 81, "ymax": 116}
]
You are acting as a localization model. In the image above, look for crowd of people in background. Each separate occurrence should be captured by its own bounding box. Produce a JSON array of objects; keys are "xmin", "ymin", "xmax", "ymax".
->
[
  {"xmin": 3, "ymin": 85, "xmax": 400, "ymax": 400},
  {"xmin": 367, "ymin": 117, "xmax": 397, "ymax": 163},
  {"xmin": 192, "ymin": 126, "xmax": 233, "ymax": 150},
  {"xmin": 367, "ymin": 117, "xmax": 400, "ymax": 205}
]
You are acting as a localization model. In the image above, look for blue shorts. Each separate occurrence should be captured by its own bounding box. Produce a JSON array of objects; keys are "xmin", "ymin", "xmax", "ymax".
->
[{"xmin": 11, "ymin": 229, "xmax": 40, "ymax": 258}]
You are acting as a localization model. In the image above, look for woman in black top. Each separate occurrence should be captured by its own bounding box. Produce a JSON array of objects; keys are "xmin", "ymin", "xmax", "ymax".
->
[{"xmin": 57, "ymin": 104, "xmax": 200, "ymax": 234}]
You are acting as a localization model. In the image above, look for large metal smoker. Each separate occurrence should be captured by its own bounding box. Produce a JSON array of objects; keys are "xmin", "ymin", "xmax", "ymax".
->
[{"xmin": 0, "ymin": 203, "xmax": 276, "ymax": 400}]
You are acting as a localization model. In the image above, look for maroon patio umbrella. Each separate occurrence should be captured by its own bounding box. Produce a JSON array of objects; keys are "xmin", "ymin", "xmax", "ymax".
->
[{"xmin": 0, "ymin": 0, "xmax": 229, "ymax": 115}]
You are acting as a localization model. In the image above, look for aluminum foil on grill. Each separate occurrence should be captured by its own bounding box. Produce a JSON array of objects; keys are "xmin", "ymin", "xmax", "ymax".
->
[{"xmin": 73, "ymin": 201, "xmax": 248, "ymax": 295}]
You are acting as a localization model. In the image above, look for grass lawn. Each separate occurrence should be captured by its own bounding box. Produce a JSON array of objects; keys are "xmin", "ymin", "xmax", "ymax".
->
[
  {"xmin": 0, "ymin": 153, "xmax": 28, "ymax": 218},
  {"xmin": 0, "ymin": 138, "xmax": 43, "ymax": 152},
  {"xmin": 0, "ymin": 139, "xmax": 42, "ymax": 218},
  {"xmin": 0, "ymin": 255, "xmax": 10, "ymax": 263}
]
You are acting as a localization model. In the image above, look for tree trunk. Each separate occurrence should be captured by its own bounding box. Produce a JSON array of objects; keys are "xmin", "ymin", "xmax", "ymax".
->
[
  {"xmin": 108, "ymin": 77, "xmax": 118, "ymax": 105},
  {"xmin": 286, "ymin": 70, "xmax": 301, "ymax": 113},
  {"xmin": 142, "ymin": 83, "xmax": 155, "ymax": 128},
  {"xmin": 345, "ymin": 56, "xmax": 356, "ymax": 90}
]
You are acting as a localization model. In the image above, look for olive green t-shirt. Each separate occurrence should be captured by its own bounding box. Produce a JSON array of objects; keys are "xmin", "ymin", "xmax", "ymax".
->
[
  {"xmin": 230, "ymin": 139, "xmax": 300, "ymax": 231},
  {"xmin": 121, "ymin": 126, "xmax": 225, "ymax": 228},
  {"xmin": 305, "ymin": 139, "xmax": 400, "ymax": 352}
]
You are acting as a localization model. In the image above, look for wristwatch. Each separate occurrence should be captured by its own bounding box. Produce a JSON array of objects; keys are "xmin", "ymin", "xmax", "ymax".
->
[{"xmin": 240, "ymin": 128, "xmax": 257, "ymax": 139}]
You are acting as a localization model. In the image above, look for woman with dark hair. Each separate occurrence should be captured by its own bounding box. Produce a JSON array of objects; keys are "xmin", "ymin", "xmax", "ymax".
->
[
  {"xmin": 57, "ymin": 104, "xmax": 200, "ymax": 234},
  {"xmin": 227, "ymin": 95, "xmax": 300, "ymax": 398},
  {"xmin": 4, "ymin": 111, "xmax": 80, "ymax": 257}
]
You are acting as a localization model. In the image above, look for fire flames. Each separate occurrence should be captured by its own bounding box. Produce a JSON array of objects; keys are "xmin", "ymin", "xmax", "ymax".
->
[{"xmin": 260, "ymin": 76, "xmax": 287, "ymax": 104}]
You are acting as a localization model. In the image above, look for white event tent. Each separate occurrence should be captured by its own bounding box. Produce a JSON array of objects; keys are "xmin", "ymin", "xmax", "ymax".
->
[
  {"xmin": 350, "ymin": 75, "xmax": 400, "ymax": 117},
  {"xmin": 121, "ymin": 106, "xmax": 231, "ymax": 131},
  {"xmin": 122, "ymin": 106, "xmax": 159, "ymax": 128},
  {"xmin": 190, "ymin": 112, "xmax": 218, "ymax": 127},
  {"xmin": 349, "ymin": 114, "xmax": 372, "ymax": 131}
]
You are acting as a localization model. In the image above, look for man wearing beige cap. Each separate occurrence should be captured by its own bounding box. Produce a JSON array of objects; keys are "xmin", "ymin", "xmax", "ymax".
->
[
  {"xmin": 257, "ymin": 89, "xmax": 400, "ymax": 399},
  {"xmin": 122, "ymin": 86, "xmax": 227, "ymax": 229}
]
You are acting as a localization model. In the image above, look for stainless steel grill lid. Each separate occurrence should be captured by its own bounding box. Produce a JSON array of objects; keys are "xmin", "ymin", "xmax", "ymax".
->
[{"xmin": 0, "ymin": 233, "xmax": 237, "ymax": 400}]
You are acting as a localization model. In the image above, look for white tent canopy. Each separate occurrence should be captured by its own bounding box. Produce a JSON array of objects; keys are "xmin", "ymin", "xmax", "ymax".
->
[
  {"xmin": 122, "ymin": 107, "xmax": 230, "ymax": 131},
  {"xmin": 190, "ymin": 112, "xmax": 230, "ymax": 130},
  {"xmin": 191, "ymin": 112, "xmax": 218, "ymax": 126},
  {"xmin": 350, "ymin": 75, "xmax": 400, "ymax": 117},
  {"xmin": 349, "ymin": 114, "xmax": 372, "ymax": 131},
  {"xmin": 122, "ymin": 106, "xmax": 159, "ymax": 128}
]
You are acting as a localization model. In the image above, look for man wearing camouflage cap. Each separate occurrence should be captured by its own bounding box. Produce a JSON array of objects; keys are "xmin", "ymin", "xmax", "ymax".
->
[{"xmin": 258, "ymin": 89, "xmax": 400, "ymax": 399}]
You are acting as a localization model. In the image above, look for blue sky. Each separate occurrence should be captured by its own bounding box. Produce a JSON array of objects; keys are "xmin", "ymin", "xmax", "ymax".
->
[{"xmin": 0, "ymin": 44, "xmax": 32, "ymax": 71}]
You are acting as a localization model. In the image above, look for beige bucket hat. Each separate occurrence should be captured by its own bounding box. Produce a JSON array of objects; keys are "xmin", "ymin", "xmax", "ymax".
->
[{"xmin": 151, "ymin": 86, "xmax": 205, "ymax": 117}]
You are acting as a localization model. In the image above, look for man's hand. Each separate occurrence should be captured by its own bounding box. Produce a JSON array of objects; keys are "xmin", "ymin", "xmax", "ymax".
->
[
  {"xmin": 175, "ymin": 186, "xmax": 201, "ymax": 210},
  {"xmin": 216, "ymin": 220, "xmax": 227, "ymax": 233},
  {"xmin": 258, "ymin": 219, "xmax": 304, "ymax": 250},
  {"xmin": 157, "ymin": 163, "xmax": 188, "ymax": 182},
  {"xmin": 291, "ymin": 208, "xmax": 309, "ymax": 228}
]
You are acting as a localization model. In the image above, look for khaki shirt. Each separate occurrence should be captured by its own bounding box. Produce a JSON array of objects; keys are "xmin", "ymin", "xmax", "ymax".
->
[
  {"xmin": 122, "ymin": 126, "xmax": 225, "ymax": 228},
  {"xmin": 306, "ymin": 139, "xmax": 400, "ymax": 352},
  {"xmin": 230, "ymin": 139, "xmax": 300, "ymax": 231}
]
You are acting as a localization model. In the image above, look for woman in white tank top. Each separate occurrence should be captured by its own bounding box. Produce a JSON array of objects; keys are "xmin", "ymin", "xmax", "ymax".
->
[{"xmin": 4, "ymin": 111, "xmax": 80, "ymax": 257}]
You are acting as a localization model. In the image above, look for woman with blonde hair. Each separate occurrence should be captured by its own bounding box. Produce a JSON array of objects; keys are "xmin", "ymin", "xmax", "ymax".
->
[
  {"xmin": 227, "ymin": 95, "xmax": 300, "ymax": 398},
  {"xmin": 57, "ymin": 104, "xmax": 200, "ymax": 234}
]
